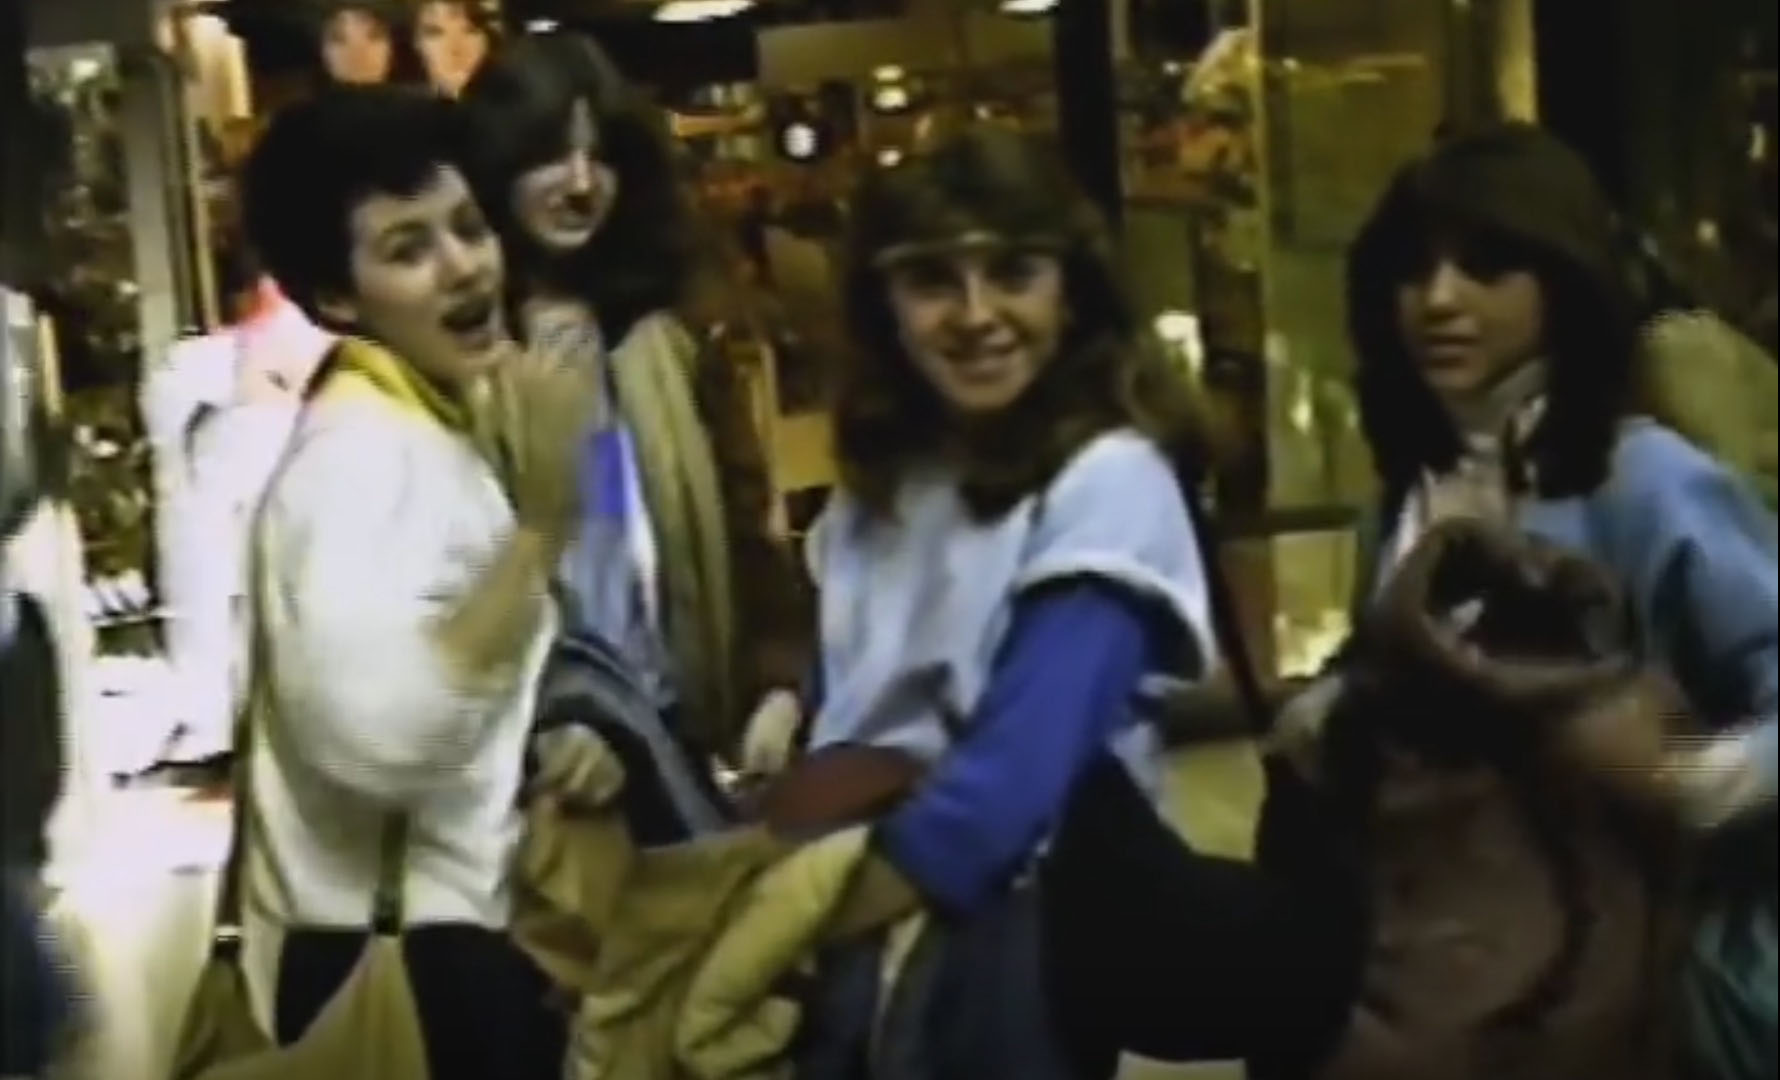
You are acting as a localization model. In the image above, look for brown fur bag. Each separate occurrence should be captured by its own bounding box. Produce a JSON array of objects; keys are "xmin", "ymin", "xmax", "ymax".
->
[{"xmin": 1295, "ymin": 520, "xmax": 1694, "ymax": 1080}]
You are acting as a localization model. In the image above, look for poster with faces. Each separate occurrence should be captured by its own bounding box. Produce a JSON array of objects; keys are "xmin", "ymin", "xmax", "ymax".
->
[{"xmin": 413, "ymin": 0, "xmax": 492, "ymax": 98}]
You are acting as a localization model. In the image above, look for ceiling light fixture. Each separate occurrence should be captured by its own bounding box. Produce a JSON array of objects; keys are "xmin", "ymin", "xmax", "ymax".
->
[
  {"xmin": 869, "ymin": 83, "xmax": 911, "ymax": 113},
  {"xmin": 654, "ymin": 0, "xmax": 756, "ymax": 23},
  {"xmin": 779, "ymin": 121, "xmax": 820, "ymax": 162},
  {"xmin": 998, "ymin": 0, "xmax": 1059, "ymax": 15}
]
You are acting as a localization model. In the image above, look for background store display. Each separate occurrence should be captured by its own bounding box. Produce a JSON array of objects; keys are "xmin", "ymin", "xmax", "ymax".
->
[
  {"xmin": 24, "ymin": 48, "xmax": 160, "ymax": 655},
  {"xmin": 0, "ymin": 289, "xmax": 42, "ymax": 540}
]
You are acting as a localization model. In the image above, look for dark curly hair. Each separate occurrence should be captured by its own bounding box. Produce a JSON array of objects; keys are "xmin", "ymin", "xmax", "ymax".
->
[
  {"xmin": 1347, "ymin": 123, "xmax": 1639, "ymax": 510},
  {"xmin": 241, "ymin": 84, "xmax": 470, "ymax": 327},
  {"xmin": 835, "ymin": 126, "xmax": 1208, "ymax": 521},
  {"xmin": 457, "ymin": 32, "xmax": 694, "ymax": 343}
]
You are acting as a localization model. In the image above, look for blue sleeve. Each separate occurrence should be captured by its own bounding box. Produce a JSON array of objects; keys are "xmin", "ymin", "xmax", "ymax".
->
[
  {"xmin": 1611, "ymin": 431, "xmax": 1778, "ymax": 794},
  {"xmin": 874, "ymin": 580, "xmax": 1159, "ymax": 915}
]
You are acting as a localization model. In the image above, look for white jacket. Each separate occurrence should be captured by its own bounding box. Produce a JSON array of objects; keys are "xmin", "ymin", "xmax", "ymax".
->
[{"xmin": 143, "ymin": 290, "xmax": 333, "ymax": 751}]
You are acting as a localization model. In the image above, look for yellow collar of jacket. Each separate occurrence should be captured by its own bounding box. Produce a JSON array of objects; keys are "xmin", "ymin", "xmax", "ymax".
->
[{"xmin": 312, "ymin": 336, "xmax": 473, "ymax": 436}]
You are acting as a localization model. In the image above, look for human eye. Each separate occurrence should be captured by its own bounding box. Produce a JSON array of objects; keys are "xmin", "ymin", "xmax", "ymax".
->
[
  {"xmin": 1454, "ymin": 242, "xmax": 1522, "ymax": 283},
  {"xmin": 986, "ymin": 251, "xmax": 1046, "ymax": 289},
  {"xmin": 451, "ymin": 203, "xmax": 491, "ymax": 244},
  {"xmin": 892, "ymin": 256, "xmax": 957, "ymax": 295},
  {"xmin": 376, "ymin": 225, "xmax": 430, "ymax": 265}
]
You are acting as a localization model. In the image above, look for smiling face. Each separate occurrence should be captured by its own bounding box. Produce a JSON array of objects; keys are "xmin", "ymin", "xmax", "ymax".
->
[
  {"xmin": 320, "ymin": 8, "xmax": 393, "ymax": 85},
  {"xmin": 415, "ymin": 0, "xmax": 489, "ymax": 97},
  {"xmin": 510, "ymin": 99, "xmax": 618, "ymax": 255},
  {"xmin": 1394, "ymin": 235, "xmax": 1547, "ymax": 400},
  {"xmin": 881, "ymin": 234, "xmax": 1068, "ymax": 416},
  {"xmin": 318, "ymin": 165, "xmax": 509, "ymax": 389}
]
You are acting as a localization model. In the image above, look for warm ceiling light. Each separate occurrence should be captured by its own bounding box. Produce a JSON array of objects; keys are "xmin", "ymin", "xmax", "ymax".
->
[
  {"xmin": 870, "ymin": 84, "xmax": 911, "ymax": 113},
  {"xmin": 526, "ymin": 18, "xmax": 559, "ymax": 33},
  {"xmin": 999, "ymin": 0, "xmax": 1059, "ymax": 14},
  {"xmin": 873, "ymin": 65, "xmax": 906, "ymax": 83},
  {"xmin": 779, "ymin": 121, "xmax": 820, "ymax": 162},
  {"xmin": 654, "ymin": 0, "xmax": 755, "ymax": 22}
]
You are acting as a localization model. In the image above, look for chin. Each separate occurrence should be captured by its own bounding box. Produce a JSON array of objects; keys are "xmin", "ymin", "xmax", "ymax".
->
[
  {"xmin": 1420, "ymin": 366, "xmax": 1485, "ymax": 398},
  {"xmin": 944, "ymin": 383, "xmax": 1029, "ymax": 416},
  {"xmin": 422, "ymin": 341, "xmax": 506, "ymax": 390}
]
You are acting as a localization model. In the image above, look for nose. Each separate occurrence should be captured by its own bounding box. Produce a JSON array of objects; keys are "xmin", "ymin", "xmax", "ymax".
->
[
  {"xmin": 436, "ymin": 230, "xmax": 485, "ymax": 288},
  {"xmin": 566, "ymin": 152, "xmax": 595, "ymax": 196},
  {"xmin": 1422, "ymin": 257, "xmax": 1466, "ymax": 311},
  {"xmin": 956, "ymin": 271, "xmax": 998, "ymax": 330}
]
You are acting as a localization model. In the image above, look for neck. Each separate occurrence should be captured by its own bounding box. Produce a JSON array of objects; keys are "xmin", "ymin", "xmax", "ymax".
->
[
  {"xmin": 1438, "ymin": 358, "xmax": 1547, "ymax": 441},
  {"xmin": 234, "ymin": 277, "xmax": 284, "ymax": 327}
]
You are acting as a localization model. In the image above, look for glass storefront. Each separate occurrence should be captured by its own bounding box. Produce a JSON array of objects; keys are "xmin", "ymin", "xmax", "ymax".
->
[
  {"xmin": 1117, "ymin": 0, "xmax": 1538, "ymax": 676},
  {"xmin": 15, "ymin": 0, "xmax": 1769, "ymax": 676}
]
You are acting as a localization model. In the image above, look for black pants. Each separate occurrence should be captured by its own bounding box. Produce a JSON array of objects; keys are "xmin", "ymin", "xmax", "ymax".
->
[
  {"xmin": 1038, "ymin": 754, "xmax": 1369, "ymax": 1080},
  {"xmin": 275, "ymin": 924, "xmax": 567, "ymax": 1080}
]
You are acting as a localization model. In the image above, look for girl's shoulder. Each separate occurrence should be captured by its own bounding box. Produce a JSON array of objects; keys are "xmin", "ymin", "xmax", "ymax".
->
[
  {"xmin": 1028, "ymin": 427, "xmax": 1196, "ymax": 552},
  {"xmin": 1605, "ymin": 417, "xmax": 1745, "ymax": 501},
  {"xmin": 1591, "ymin": 418, "xmax": 1776, "ymax": 555},
  {"xmin": 612, "ymin": 308, "xmax": 696, "ymax": 357},
  {"xmin": 1047, "ymin": 427, "xmax": 1181, "ymax": 501}
]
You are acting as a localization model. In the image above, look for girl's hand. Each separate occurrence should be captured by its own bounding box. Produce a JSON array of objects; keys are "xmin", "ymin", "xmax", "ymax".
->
[
  {"xmin": 504, "ymin": 348, "xmax": 596, "ymax": 544},
  {"xmin": 739, "ymin": 689, "xmax": 804, "ymax": 781},
  {"xmin": 528, "ymin": 725, "xmax": 625, "ymax": 811}
]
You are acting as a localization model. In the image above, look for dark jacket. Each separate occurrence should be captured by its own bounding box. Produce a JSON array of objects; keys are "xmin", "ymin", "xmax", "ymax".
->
[
  {"xmin": 2, "ymin": 591, "xmax": 61, "ymax": 870},
  {"xmin": 1292, "ymin": 520, "xmax": 1691, "ymax": 1080},
  {"xmin": 2, "ymin": 590, "xmax": 71, "ymax": 1076}
]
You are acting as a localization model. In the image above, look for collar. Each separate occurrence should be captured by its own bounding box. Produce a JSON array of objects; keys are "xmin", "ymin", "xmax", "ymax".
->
[
  {"xmin": 313, "ymin": 337, "xmax": 472, "ymax": 435},
  {"xmin": 1438, "ymin": 358, "xmax": 1549, "ymax": 450}
]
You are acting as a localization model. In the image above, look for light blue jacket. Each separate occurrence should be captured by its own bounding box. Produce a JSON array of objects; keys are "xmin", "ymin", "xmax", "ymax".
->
[{"xmin": 1371, "ymin": 420, "xmax": 1779, "ymax": 796}]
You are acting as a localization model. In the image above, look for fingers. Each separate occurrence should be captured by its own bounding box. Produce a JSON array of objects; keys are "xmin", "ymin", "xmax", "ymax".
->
[
  {"xmin": 1267, "ymin": 673, "xmax": 1344, "ymax": 781},
  {"xmin": 740, "ymin": 689, "xmax": 803, "ymax": 780},
  {"xmin": 530, "ymin": 726, "xmax": 626, "ymax": 810}
]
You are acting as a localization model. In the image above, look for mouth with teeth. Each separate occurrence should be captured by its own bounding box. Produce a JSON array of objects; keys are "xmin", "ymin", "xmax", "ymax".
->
[
  {"xmin": 945, "ymin": 342, "xmax": 1022, "ymax": 384},
  {"xmin": 547, "ymin": 188, "xmax": 606, "ymax": 235},
  {"xmin": 441, "ymin": 293, "xmax": 500, "ymax": 352}
]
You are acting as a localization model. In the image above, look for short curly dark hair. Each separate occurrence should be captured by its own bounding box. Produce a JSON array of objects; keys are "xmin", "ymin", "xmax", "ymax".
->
[{"xmin": 241, "ymin": 84, "xmax": 470, "ymax": 325}]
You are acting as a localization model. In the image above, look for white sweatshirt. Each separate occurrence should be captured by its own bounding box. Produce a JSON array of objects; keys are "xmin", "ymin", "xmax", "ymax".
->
[
  {"xmin": 241, "ymin": 382, "xmax": 554, "ymax": 946},
  {"xmin": 145, "ymin": 292, "xmax": 334, "ymax": 752}
]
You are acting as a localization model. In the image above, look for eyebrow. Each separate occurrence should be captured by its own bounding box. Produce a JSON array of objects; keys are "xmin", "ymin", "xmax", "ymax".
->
[{"xmin": 368, "ymin": 218, "xmax": 429, "ymax": 250}]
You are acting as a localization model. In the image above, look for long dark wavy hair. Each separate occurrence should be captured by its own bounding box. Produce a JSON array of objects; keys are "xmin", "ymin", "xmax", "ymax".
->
[
  {"xmin": 457, "ymin": 32, "xmax": 695, "ymax": 343},
  {"xmin": 1346, "ymin": 124, "xmax": 1639, "ymax": 511},
  {"xmin": 835, "ymin": 126, "xmax": 1208, "ymax": 521}
]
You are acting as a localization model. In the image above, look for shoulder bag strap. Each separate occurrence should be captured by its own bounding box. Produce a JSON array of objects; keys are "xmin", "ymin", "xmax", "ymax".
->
[
  {"xmin": 207, "ymin": 620, "xmax": 264, "ymax": 956},
  {"xmin": 1183, "ymin": 490, "xmax": 1271, "ymax": 736},
  {"xmin": 370, "ymin": 813, "xmax": 409, "ymax": 935}
]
